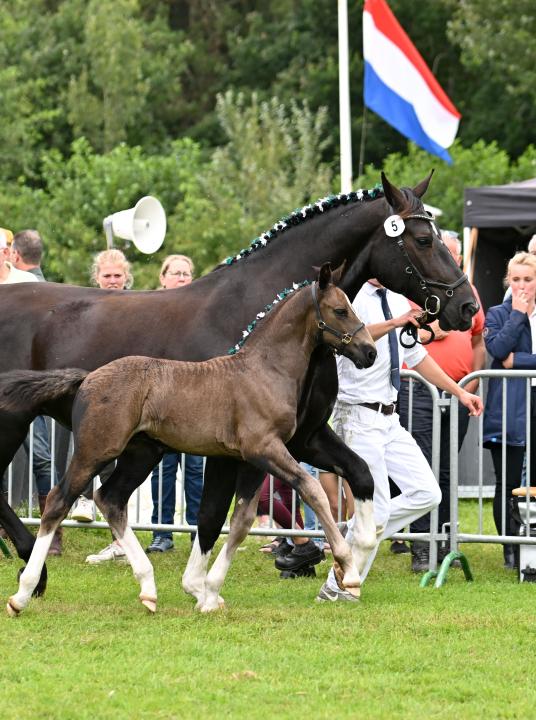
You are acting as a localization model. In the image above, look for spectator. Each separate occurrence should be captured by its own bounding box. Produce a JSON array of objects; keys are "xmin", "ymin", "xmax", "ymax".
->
[
  {"xmin": 0, "ymin": 230, "xmax": 62, "ymax": 554},
  {"xmin": 504, "ymin": 235, "xmax": 536, "ymax": 300},
  {"xmin": 483, "ymin": 251, "xmax": 536, "ymax": 569},
  {"xmin": 72, "ymin": 250, "xmax": 131, "ymax": 535},
  {"xmin": 316, "ymin": 279, "xmax": 482, "ymax": 602},
  {"xmin": 144, "ymin": 254, "xmax": 205, "ymax": 554},
  {"xmin": 398, "ymin": 229, "xmax": 486, "ymax": 572}
]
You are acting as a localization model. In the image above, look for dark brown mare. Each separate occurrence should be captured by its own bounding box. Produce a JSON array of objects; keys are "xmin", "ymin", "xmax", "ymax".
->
[
  {"xmin": 3, "ymin": 266, "xmax": 377, "ymax": 615},
  {"xmin": 0, "ymin": 172, "xmax": 477, "ymax": 599}
]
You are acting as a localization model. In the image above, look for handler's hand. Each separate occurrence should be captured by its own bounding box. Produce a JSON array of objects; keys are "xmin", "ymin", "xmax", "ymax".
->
[
  {"xmin": 502, "ymin": 352, "xmax": 514, "ymax": 369},
  {"xmin": 392, "ymin": 309, "xmax": 422, "ymax": 329},
  {"xmin": 458, "ymin": 389, "xmax": 483, "ymax": 417}
]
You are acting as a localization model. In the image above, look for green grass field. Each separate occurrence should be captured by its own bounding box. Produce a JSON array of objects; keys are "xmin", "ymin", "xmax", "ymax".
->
[{"xmin": 1, "ymin": 501, "xmax": 535, "ymax": 720}]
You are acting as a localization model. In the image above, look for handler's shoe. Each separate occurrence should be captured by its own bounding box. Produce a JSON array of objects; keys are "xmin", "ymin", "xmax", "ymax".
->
[
  {"xmin": 71, "ymin": 496, "xmax": 95, "ymax": 523},
  {"xmin": 274, "ymin": 540, "xmax": 324, "ymax": 572},
  {"xmin": 316, "ymin": 581, "xmax": 359, "ymax": 603},
  {"xmin": 86, "ymin": 541, "xmax": 126, "ymax": 564},
  {"xmin": 411, "ymin": 542, "xmax": 430, "ymax": 573}
]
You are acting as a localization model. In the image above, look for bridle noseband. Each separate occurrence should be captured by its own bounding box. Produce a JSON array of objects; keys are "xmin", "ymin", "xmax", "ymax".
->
[
  {"xmin": 387, "ymin": 211, "xmax": 469, "ymax": 348},
  {"xmin": 311, "ymin": 282, "xmax": 364, "ymax": 355}
]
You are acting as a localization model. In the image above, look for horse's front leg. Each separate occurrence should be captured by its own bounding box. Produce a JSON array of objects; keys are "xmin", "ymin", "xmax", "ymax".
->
[
  {"xmin": 288, "ymin": 422, "xmax": 378, "ymax": 575},
  {"xmin": 253, "ymin": 440, "xmax": 361, "ymax": 596},
  {"xmin": 198, "ymin": 476, "xmax": 263, "ymax": 613},
  {"xmin": 0, "ymin": 410, "xmax": 49, "ymax": 597},
  {"xmin": 182, "ymin": 457, "xmax": 238, "ymax": 604}
]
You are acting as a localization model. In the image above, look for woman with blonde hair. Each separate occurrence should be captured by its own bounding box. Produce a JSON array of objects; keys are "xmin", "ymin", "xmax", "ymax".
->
[
  {"xmin": 159, "ymin": 254, "xmax": 194, "ymax": 289},
  {"xmin": 90, "ymin": 248, "xmax": 133, "ymax": 290},
  {"xmin": 484, "ymin": 251, "xmax": 536, "ymax": 568}
]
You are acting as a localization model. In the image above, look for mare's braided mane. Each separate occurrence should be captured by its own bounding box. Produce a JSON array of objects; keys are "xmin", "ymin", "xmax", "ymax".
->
[{"xmin": 221, "ymin": 185, "xmax": 383, "ymax": 268}]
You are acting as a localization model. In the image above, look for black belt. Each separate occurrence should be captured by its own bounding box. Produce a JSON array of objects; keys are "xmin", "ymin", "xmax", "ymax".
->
[{"xmin": 359, "ymin": 402, "xmax": 396, "ymax": 415}]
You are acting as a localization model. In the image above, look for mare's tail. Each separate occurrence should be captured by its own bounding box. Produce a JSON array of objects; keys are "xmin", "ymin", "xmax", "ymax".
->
[{"xmin": 0, "ymin": 369, "xmax": 89, "ymax": 412}]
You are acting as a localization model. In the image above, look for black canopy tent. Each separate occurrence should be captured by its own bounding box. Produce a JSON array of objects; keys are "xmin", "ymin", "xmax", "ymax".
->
[{"xmin": 463, "ymin": 178, "xmax": 536, "ymax": 311}]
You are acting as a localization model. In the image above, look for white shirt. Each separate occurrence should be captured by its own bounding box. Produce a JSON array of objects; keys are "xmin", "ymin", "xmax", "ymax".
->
[
  {"xmin": 0, "ymin": 262, "xmax": 38, "ymax": 285},
  {"xmin": 337, "ymin": 282, "xmax": 427, "ymax": 405}
]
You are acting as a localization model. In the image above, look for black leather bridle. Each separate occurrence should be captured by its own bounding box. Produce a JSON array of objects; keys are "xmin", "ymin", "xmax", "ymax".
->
[
  {"xmin": 311, "ymin": 282, "xmax": 364, "ymax": 355},
  {"xmin": 391, "ymin": 212, "xmax": 469, "ymax": 348}
]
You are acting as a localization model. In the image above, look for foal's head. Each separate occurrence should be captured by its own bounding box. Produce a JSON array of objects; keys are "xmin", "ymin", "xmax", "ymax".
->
[{"xmin": 313, "ymin": 263, "xmax": 376, "ymax": 369}]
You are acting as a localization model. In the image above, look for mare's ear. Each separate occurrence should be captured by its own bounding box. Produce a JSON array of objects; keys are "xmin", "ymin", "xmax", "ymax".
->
[
  {"xmin": 317, "ymin": 262, "xmax": 332, "ymax": 290},
  {"xmin": 381, "ymin": 172, "xmax": 406, "ymax": 212},
  {"xmin": 330, "ymin": 260, "xmax": 347, "ymax": 286},
  {"xmin": 412, "ymin": 170, "xmax": 434, "ymax": 198}
]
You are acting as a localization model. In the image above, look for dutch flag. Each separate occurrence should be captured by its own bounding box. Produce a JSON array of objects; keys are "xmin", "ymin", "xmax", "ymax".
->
[{"xmin": 363, "ymin": 0, "xmax": 460, "ymax": 163}]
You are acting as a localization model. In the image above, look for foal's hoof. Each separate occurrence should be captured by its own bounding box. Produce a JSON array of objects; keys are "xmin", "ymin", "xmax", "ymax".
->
[
  {"xmin": 343, "ymin": 584, "xmax": 361, "ymax": 599},
  {"xmin": 139, "ymin": 594, "xmax": 157, "ymax": 614},
  {"xmin": 17, "ymin": 565, "xmax": 48, "ymax": 598},
  {"xmin": 6, "ymin": 597, "xmax": 22, "ymax": 617}
]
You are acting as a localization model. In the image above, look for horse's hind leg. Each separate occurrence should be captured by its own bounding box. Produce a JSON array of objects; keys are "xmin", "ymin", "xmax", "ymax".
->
[
  {"xmin": 182, "ymin": 457, "xmax": 238, "ymax": 604},
  {"xmin": 7, "ymin": 460, "xmax": 92, "ymax": 616},
  {"xmin": 94, "ymin": 437, "xmax": 164, "ymax": 614},
  {"xmin": 197, "ymin": 467, "xmax": 264, "ymax": 613}
]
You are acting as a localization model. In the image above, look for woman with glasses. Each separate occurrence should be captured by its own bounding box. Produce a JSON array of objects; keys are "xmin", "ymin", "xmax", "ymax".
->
[{"xmin": 159, "ymin": 254, "xmax": 194, "ymax": 289}]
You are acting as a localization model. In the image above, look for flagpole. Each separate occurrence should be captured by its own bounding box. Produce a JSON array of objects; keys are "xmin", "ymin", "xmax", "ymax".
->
[
  {"xmin": 338, "ymin": 0, "xmax": 353, "ymax": 193},
  {"xmin": 358, "ymin": 106, "xmax": 367, "ymax": 179}
]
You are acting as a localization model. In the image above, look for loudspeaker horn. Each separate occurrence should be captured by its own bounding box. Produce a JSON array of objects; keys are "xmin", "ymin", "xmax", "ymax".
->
[{"xmin": 103, "ymin": 196, "xmax": 166, "ymax": 254}]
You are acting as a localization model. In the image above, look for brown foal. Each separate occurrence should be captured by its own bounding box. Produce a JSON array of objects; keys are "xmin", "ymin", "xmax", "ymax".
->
[{"xmin": 5, "ymin": 263, "xmax": 377, "ymax": 615}]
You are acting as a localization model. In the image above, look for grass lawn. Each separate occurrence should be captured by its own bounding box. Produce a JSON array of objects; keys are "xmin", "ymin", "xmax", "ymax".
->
[{"xmin": 1, "ymin": 500, "xmax": 535, "ymax": 720}]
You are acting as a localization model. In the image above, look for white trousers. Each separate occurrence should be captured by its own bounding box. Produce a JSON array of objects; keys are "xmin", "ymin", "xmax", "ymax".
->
[{"xmin": 327, "ymin": 402, "xmax": 441, "ymax": 588}]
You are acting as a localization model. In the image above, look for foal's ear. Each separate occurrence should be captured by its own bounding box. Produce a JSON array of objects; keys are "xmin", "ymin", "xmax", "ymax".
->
[
  {"xmin": 412, "ymin": 170, "xmax": 434, "ymax": 198},
  {"xmin": 317, "ymin": 262, "xmax": 333, "ymax": 290}
]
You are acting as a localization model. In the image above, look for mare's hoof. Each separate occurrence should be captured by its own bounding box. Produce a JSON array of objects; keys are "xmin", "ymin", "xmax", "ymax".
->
[
  {"xmin": 139, "ymin": 594, "xmax": 157, "ymax": 614},
  {"xmin": 6, "ymin": 597, "xmax": 22, "ymax": 617},
  {"xmin": 198, "ymin": 596, "xmax": 225, "ymax": 613}
]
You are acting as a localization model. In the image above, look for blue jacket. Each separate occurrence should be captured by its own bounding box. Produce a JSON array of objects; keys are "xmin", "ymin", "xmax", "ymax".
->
[{"xmin": 483, "ymin": 298, "xmax": 536, "ymax": 446}]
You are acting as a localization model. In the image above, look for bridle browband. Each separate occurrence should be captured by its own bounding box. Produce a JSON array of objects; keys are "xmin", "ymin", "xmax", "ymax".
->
[
  {"xmin": 311, "ymin": 282, "xmax": 364, "ymax": 355},
  {"xmin": 390, "ymin": 211, "xmax": 469, "ymax": 348}
]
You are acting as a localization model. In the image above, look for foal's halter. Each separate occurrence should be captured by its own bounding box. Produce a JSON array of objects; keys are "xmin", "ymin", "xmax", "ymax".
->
[
  {"xmin": 389, "ymin": 212, "xmax": 468, "ymax": 348},
  {"xmin": 311, "ymin": 282, "xmax": 364, "ymax": 355}
]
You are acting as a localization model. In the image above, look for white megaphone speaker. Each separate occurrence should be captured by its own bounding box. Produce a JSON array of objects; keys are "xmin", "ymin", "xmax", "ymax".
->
[{"xmin": 103, "ymin": 196, "xmax": 166, "ymax": 254}]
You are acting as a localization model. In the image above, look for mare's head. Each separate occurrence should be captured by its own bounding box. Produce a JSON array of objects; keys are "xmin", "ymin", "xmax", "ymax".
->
[
  {"xmin": 313, "ymin": 263, "xmax": 376, "ymax": 369},
  {"xmin": 367, "ymin": 172, "xmax": 478, "ymax": 331}
]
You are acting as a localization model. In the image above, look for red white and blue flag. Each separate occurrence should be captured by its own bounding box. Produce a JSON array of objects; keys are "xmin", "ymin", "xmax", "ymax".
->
[{"xmin": 363, "ymin": 0, "xmax": 460, "ymax": 163}]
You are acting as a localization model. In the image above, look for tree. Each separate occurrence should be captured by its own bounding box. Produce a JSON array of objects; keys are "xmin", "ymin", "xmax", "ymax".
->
[{"xmin": 175, "ymin": 91, "xmax": 333, "ymax": 271}]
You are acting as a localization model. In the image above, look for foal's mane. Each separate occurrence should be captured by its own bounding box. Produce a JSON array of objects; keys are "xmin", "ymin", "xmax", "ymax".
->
[
  {"xmin": 216, "ymin": 184, "xmax": 384, "ymax": 270},
  {"xmin": 228, "ymin": 280, "xmax": 311, "ymax": 355}
]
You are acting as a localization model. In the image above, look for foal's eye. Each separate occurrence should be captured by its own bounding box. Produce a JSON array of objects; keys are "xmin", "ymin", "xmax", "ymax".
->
[{"xmin": 334, "ymin": 308, "xmax": 348, "ymax": 317}]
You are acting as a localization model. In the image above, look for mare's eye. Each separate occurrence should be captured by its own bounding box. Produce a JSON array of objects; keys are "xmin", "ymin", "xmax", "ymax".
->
[
  {"xmin": 415, "ymin": 235, "xmax": 432, "ymax": 247},
  {"xmin": 334, "ymin": 308, "xmax": 348, "ymax": 317}
]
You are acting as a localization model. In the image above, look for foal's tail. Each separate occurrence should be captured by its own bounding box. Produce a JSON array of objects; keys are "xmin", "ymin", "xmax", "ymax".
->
[{"xmin": 0, "ymin": 369, "xmax": 89, "ymax": 412}]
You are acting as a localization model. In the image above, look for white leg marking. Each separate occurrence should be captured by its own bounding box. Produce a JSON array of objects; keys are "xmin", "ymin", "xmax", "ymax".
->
[
  {"xmin": 348, "ymin": 500, "xmax": 378, "ymax": 574},
  {"xmin": 7, "ymin": 532, "xmax": 55, "ymax": 616},
  {"xmin": 182, "ymin": 535, "xmax": 212, "ymax": 606},
  {"xmin": 118, "ymin": 527, "xmax": 157, "ymax": 613},
  {"xmin": 199, "ymin": 543, "xmax": 231, "ymax": 613}
]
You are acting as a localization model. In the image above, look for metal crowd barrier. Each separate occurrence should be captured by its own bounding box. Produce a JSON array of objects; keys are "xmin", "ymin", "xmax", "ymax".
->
[
  {"xmin": 449, "ymin": 370, "xmax": 536, "ymax": 559},
  {"xmin": 4, "ymin": 370, "xmax": 533, "ymax": 586}
]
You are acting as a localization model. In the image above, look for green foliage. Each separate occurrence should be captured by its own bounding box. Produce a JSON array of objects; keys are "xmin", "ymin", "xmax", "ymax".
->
[
  {"xmin": 358, "ymin": 139, "xmax": 536, "ymax": 232},
  {"xmin": 176, "ymin": 91, "xmax": 334, "ymax": 272},
  {"xmin": 2, "ymin": 137, "xmax": 203, "ymax": 287}
]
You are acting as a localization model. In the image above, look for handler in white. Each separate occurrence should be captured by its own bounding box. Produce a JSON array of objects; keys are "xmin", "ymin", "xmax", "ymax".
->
[{"xmin": 317, "ymin": 280, "xmax": 483, "ymax": 602}]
